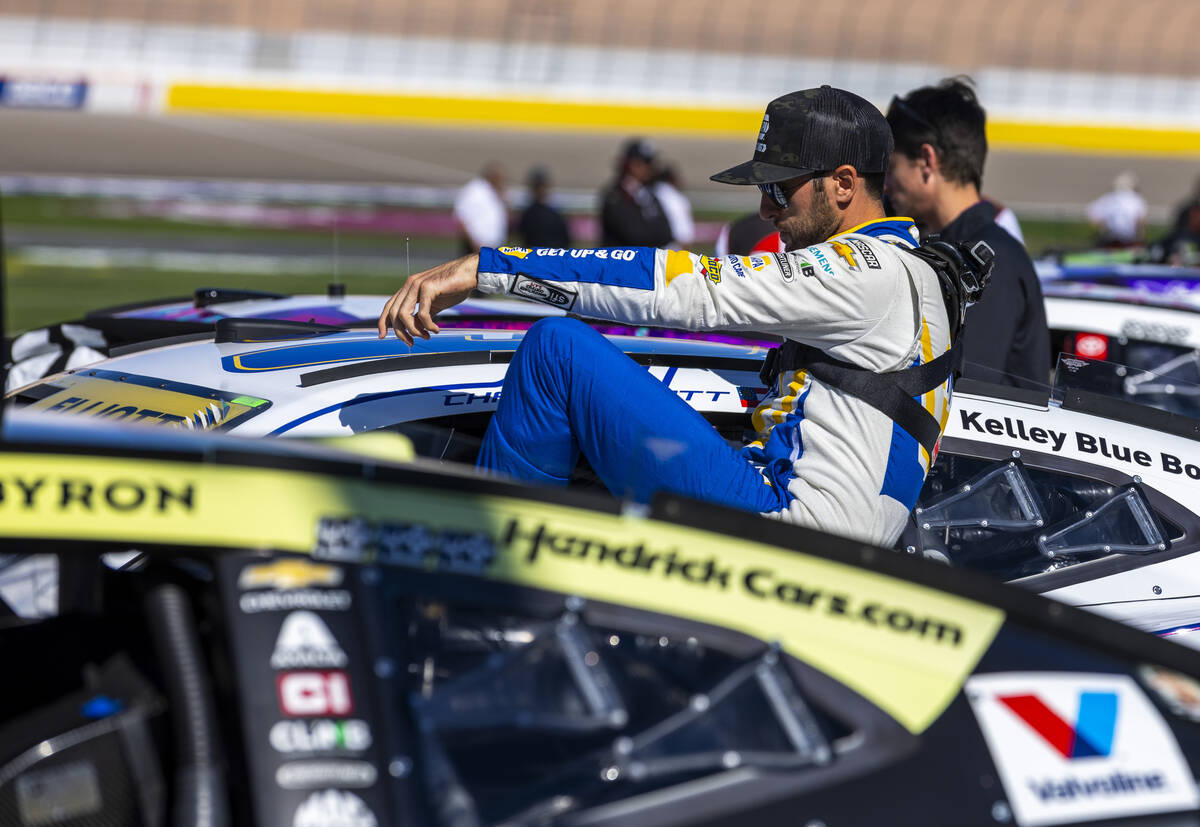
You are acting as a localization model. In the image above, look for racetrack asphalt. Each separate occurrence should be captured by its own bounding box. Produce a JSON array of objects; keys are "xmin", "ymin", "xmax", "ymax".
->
[{"xmin": 2, "ymin": 110, "xmax": 1197, "ymax": 215}]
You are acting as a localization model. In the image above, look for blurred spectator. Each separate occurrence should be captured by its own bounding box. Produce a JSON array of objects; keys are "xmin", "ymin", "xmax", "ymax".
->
[
  {"xmin": 984, "ymin": 196, "xmax": 1026, "ymax": 246},
  {"xmin": 1151, "ymin": 197, "xmax": 1200, "ymax": 265},
  {"xmin": 713, "ymin": 212, "xmax": 783, "ymax": 257},
  {"xmin": 887, "ymin": 77, "xmax": 1050, "ymax": 391},
  {"xmin": 653, "ymin": 164, "xmax": 695, "ymax": 247},
  {"xmin": 517, "ymin": 166, "xmax": 571, "ymax": 248},
  {"xmin": 599, "ymin": 138, "xmax": 673, "ymax": 247},
  {"xmin": 1086, "ymin": 171, "xmax": 1147, "ymax": 247},
  {"xmin": 454, "ymin": 162, "xmax": 508, "ymax": 254}
]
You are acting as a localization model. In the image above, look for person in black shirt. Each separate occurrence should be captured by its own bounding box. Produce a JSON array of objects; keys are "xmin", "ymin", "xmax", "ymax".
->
[
  {"xmin": 886, "ymin": 78, "xmax": 1050, "ymax": 391},
  {"xmin": 517, "ymin": 166, "xmax": 571, "ymax": 249},
  {"xmin": 598, "ymin": 138, "xmax": 673, "ymax": 248}
]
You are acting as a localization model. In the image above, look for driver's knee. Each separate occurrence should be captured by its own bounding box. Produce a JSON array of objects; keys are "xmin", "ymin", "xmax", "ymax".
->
[{"xmin": 523, "ymin": 316, "xmax": 593, "ymax": 348}]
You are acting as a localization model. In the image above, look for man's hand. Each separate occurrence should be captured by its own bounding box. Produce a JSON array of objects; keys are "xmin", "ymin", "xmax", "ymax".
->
[{"xmin": 377, "ymin": 254, "xmax": 480, "ymax": 345}]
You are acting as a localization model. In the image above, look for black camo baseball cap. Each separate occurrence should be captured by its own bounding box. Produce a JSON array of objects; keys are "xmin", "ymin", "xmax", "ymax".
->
[{"xmin": 710, "ymin": 86, "xmax": 893, "ymax": 185}]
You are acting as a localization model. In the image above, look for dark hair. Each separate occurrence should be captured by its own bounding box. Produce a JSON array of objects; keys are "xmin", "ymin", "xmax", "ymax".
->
[
  {"xmin": 861, "ymin": 171, "xmax": 886, "ymax": 201},
  {"xmin": 887, "ymin": 76, "xmax": 986, "ymax": 190}
]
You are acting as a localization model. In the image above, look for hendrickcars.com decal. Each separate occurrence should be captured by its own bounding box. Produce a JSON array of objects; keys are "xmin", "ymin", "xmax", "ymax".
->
[{"xmin": 0, "ymin": 451, "xmax": 1003, "ymax": 734}]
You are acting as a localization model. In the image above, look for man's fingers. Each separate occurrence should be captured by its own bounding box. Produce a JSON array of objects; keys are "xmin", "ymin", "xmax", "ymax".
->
[
  {"xmin": 414, "ymin": 284, "xmax": 438, "ymax": 339},
  {"xmin": 377, "ymin": 291, "xmax": 401, "ymax": 338}
]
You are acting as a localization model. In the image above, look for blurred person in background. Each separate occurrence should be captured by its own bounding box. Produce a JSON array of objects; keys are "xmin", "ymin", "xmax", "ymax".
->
[
  {"xmin": 886, "ymin": 77, "xmax": 1049, "ymax": 391},
  {"xmin": 517, "ymin": 166, "xmax": 571, "ymax": 249},
  {"xmin": 1087, "ymin": 171, "xmax": 1147, "ymax": 247},
  {"xmin": 713, "ymin": 211, "xmax": 784, "ymax": 257},
  {"xmin": 454, "ymin": 161, "xmax": 508, "ymax": 254},
  {"xmin": 984, "ymin": 196, "xmax": 1025, "ymax": 246},
  {"xmin": 653, "ymin": 164, "xmax": 695, "ymax": 247},
  {"xmin": 599, "ymin": 138, "xmax": 673, "ymax": 247},
  {"xmin": 1151, "ymin": 196, "xmax": 1200, "ymax": 266}
]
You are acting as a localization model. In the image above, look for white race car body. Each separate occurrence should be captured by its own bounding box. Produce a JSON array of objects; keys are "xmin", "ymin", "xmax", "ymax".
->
[
  {"xmin": 937, "ymin": 383, "xmax": 1200, "ymax": 644},
  {"xmin": 13, "ymin": 323, "xmax": 1200, "ymax": 646}
]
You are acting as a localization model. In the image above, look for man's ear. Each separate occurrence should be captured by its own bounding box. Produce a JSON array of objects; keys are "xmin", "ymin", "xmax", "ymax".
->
[
  {"xmin": 919, "ymin": 143, "xmax": 939, "ymax": 182},
  {"xmin": 830, "ymin": 165, "xmax": 857, "ymax": 206}
]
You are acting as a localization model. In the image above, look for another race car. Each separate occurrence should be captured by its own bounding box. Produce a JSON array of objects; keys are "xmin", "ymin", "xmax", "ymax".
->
[
  {"xmin": 6, "ymin": 409, "xmax": 1200, "ymax": 826},
  {"xmin": 1043, "ymin": 280, "xmax": 1200, "ymax": 417},
  {"xmin": 12, "ymin": 321, "xmax": 1200, "ymax": 649}
]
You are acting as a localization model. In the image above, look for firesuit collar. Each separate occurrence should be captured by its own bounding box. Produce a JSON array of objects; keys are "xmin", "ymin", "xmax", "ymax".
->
[{"xmin": 710, "ymin": 86, "xmax": 893, "ymax": 186}]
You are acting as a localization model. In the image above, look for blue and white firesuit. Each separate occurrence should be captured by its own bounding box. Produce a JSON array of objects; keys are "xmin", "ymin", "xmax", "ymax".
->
[{"xmin": 474, "ymin": 218, "xmax": 952, "ymax": 546}]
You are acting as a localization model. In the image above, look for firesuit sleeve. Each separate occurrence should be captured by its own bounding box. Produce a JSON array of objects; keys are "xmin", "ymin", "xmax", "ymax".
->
[{"xmin": 476, "ymin": 237, "xmax": 908, "ymax": 349}]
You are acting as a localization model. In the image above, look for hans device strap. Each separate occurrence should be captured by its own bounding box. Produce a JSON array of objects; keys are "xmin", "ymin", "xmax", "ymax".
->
[
  {"xmin": 758, "ymin": 238, "xmax": 993, "ymax": 456},
  {"xmin": 759, "ymin": 340, "xmax": 959, "ymax": 458}
]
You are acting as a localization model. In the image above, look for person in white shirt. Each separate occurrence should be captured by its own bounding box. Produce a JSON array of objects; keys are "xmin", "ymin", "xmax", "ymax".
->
[
  {"xmin": 653, "ymin": 165, "xmax": 696, "ymax": 248},
  {"xmin": 1087, "ymin": 171, "xmax": 1148, "ymax": 247},
  {"xmin": 454, "ymin": 162, "xmax": 508, "ymax": 254}
]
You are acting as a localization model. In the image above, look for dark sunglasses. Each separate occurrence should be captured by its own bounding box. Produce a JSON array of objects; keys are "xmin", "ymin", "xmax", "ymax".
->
[{"xmin": 757, "ymin": 171, "xmax": 827, "ymax": 209}]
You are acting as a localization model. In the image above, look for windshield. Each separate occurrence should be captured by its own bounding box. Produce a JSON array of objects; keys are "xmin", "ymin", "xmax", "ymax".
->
[
  {"xmin": 909, "ymin": 455, "xmax": 1175, "ymax": 579},
  {"xmin": 1052, "ymin": 346, "xmax": 1200, "ymax": 418}
]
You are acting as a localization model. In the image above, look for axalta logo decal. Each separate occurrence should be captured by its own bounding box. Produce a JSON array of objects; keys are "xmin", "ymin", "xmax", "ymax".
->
[
  {"xmin": 292, "ymin": 789, "xmax": 377, "ymax": 827},
  {"xmin": 271, "ymin": 612, "xmax": 348, "ymax": 669},
  {"xmin": 999, "ymin": 692, "xmax": 1116, "ymax": 759},
  {"xmin": 509, "ymin": 275, "xmax": 577, "ymax": 309},
  {"xmin": 0, "ymin": 475, "xmax": 194, "ymax": 515},
  {"xmin": 967, "ymin": 673, "xmax": 1199, "ymax": 826},
  {"xmin": 278, "ymin": 671, "xmax": 355, "ymax": 717},
  {"xmin": 240, "ymin": 559, "xmax": 343, "ymax": 591},
  {"xmin": 498, "ymin": 246, "xmax": 532, "ymax": 259},
  {"xmin": 313, "ymin": 516, "xmax": 496, "ymax": 571}
]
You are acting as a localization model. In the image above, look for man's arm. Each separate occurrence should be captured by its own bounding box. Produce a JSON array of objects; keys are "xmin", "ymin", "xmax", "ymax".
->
[{"xmin": 379, "ymin": 237, "xmax": 900, "ymax": 347}]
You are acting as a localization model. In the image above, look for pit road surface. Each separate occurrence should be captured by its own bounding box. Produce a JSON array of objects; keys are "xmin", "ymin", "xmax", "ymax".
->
[{"xmin": 3, "ymin": 111, "xmax": 1196, "ymax": 214}]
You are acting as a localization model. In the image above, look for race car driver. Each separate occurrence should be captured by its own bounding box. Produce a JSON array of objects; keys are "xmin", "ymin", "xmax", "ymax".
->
[{"xmin": 379, "ymin": 87, "xmax": 971, "ymax": 546}]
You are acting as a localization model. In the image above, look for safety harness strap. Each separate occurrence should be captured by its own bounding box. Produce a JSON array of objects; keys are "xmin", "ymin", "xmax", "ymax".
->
[{"xmin": 759, "ymin": 339, "xmax": 960, "ymax": 457}]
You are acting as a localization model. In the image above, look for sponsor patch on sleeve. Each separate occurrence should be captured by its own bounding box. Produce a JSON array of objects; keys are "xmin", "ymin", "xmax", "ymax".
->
[
  {"xmin": 509, "ymin": 275, "xmax": 578, "ymax": 310},
  {"xmin": 846, "ymin": 238, "xmax": 882, "ymax": 269},
  {"xmin": 772, "ymin": 253, "xmax": 795, "ymax": 282},
  {"xmin": 966, "ymin": 672, "xmax": 1199, "ymax": 826},
  {"xmin": 829, "ymin": 239, "xmax": 861, "ymax": 272}
]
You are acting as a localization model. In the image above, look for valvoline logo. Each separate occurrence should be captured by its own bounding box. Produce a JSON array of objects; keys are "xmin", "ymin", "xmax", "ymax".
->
[{"xmin": 999, "ymin": 691, "xmax": 1117, "ymax": 759}]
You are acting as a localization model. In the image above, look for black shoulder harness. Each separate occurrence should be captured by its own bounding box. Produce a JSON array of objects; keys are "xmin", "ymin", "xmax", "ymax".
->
[{"xmin": 758, "ymin": 238, "xmax": 993, "ymax": 457}]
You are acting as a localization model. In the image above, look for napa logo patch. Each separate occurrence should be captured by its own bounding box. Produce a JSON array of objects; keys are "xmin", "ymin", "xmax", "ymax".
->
[
  {"xmin": 966, "ymin": 672, "xmax": 1199, "ymax": 826},
  {"xmin": 498, "ymin": 246, "xmax": 532, "ymax": 259}
]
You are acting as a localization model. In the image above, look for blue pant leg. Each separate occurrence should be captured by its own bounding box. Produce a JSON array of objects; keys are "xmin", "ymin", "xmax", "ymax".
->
[{"xmin": 478, "ymin": 318, "xmax": 787, "ymax": 513}]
